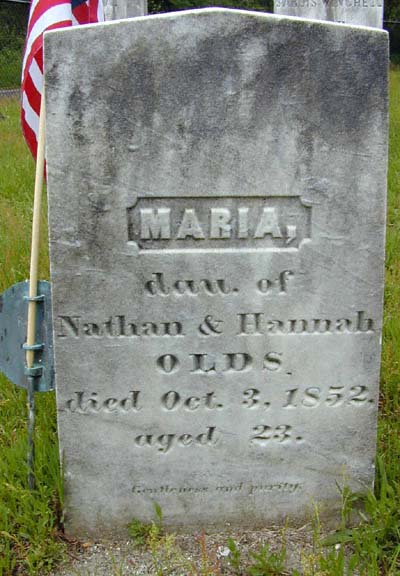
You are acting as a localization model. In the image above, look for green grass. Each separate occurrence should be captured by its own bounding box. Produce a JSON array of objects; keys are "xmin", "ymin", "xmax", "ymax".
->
[
  {"xmin": 0, "ymin": 49, "xmax": 23, "ymax": 90},
  {"xmin": 0, "ymin": 100, "xmax": 64, "ymax": 574},
  {"xmin": 0, "ymin": 66, "xmax": 400, "ymax": 574}
]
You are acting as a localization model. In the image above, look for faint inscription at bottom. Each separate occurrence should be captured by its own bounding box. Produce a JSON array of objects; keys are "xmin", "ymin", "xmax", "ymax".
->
[{"xmin": 132, "ymin": 483, "xmax": 301, "ymax": 495}]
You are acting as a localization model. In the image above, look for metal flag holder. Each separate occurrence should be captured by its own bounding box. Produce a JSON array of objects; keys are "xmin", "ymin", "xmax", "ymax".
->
[
  {"xmin": 0, "ymin": 281, "xmax": 54, "ymax": 488},
  {"xmin": 0, "ymin": 86, "xmax": 51, "ymax": 489}
]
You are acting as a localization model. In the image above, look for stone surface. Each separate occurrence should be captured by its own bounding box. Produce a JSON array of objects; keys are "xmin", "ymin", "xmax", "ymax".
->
[
  {"xmin": 44, "ymin": 8, "xmax": 388, "ymax": 537},
  {"xmin": 274, "ymin": 0, "xmax": 383, "ymax": 28},
  {"xmin": 104, "ymin": 0, "xmax": 147, "ymax": 21}
]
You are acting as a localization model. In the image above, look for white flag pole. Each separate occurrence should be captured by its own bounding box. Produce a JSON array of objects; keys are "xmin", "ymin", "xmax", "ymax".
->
[
  {"xmin": 26, "ymin": 84, "xmax": 46, "ymax": 368},
  {"xmin": 25, "ymin": 84, "xmax": 46, "ymax": 489}
]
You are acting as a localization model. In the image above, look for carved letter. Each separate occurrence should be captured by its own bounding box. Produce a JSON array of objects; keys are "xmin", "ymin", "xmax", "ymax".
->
[
  {"xmin": 336, "ymin": 318, "xmax": 352, "ymax": 333},
  {"xmin": 204, "ymin": 392, "xmax": 221, "ymax": 410},
  {"xmin": 163, "ymin": 322, "xmax": 184, "ymax": 336},
  {"xmin": 289, "ymin": 319, "xmax": 309, "ymax": 334},
  {"xmin": 238, "ymin": 207, "xmax": 249, "ymax": 239},
  {"xmin": 254, "ymin": 208, "xmax": 282, "ymax": 238},
  {"xmin": 223, "ymin": 353, "xmax": 252, "ymax": 372},
  {"xmin": 135, "ymin": 435, "xmax": 154, "ymax": 447},
  {"xmin": 157, "ymin": 354, "xmax": 179, "ymax": 373},
  {"xmin": 174, "ymin": 280, "xmax": 199, "ymax": 295},
  {"xmin": 190, "ymin": 354, "xmax": 216, "ymax": 373},
  {"xmin": 184, "ymin": 396, "xmax": 201, "ymax": 410},
  {"xmin": 145, "ymin": 273, "xmax": 170, "ymax": 296},
  {"xmin": 83, "ymin": 322, "xmax": 100, "ymax": 336},
  {"xmin": 178, "ymin": 434, "xmax": 193, "ymax": 446},
  {"xmin": 141, "ymin": 322, "xmax": 158, "ymax": 336},
  {"xmin": 263, "ymin": 352, "xmax": 282, "ymax": 371},
  {"xmin": 356, "ymin": 311, "xmax": 374, "ymax": 333},
  {"xmin": 210, "ymin": 208, "xmax": 232, "ymax": 239},
  {"xmin": 176, "ymin": 209, "xmax": 205, "ymax": 239},
  {"xmin": 200, "ymin": 279, "xmax": 231, "ymax": 295},
  {"xmin": 313, "ymin": 319, "xmax": 332, "ymax": 333},
  {"xmin": 266, "ymin": 320, "xmax": 284, "ymax": 334},
  {"xmin": 66, "ymin": 391, "xmax": 84, "ymax": 412},
  {"xmin": 257, "ymin": 279, "xmax": 273, "ymax": 294},
  {"xmin": 279, "ymin": 270, "xmax": 294, "ymax": 293},
  {"xmin": 104, "ymin": 398, "xmax": 118, "ymax": 412},
  {"xmin": 237, "ymin": 313, "xmax": 264, "ymax": 335},
  {"xmin": 196, "ymin": 426, "xmax": 218, "ymax": 446},
  {"xmin": 125, "ymin": 321, "xmax": 138, "ymax": 337},
  {"xmin": 120, "ymin": 391, "xmax": 141, "ymax": 411},
  {"xmin": 58, "ymin": 316, "xmax": 80, "ymax": 337},
  {"xmin": 157, "ymin": 434, "xmax": 175, "ymax": 453},
  {"xmin": 161, "ymin": 390, "xmax": 181, "ymax": 410},
  {"xmin": 102, "ymin": 317, "xmax": 114, "ymax": 336},
  {"xmin": 140, "ymin": 208, "xmax": 171, "ymax": 239}
]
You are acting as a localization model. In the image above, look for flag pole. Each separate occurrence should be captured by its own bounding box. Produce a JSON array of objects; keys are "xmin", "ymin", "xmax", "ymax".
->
[{"xmin": 25, "ymin": 83, "xmax": 46, "ymax": 490}]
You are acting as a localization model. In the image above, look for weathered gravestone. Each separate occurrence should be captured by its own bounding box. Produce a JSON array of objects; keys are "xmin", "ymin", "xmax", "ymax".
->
[
  {"xmin": 104, "ymin": 0, "xmax": 147, "ymax": 21},
  {"xmin": 44, "ymin": 9, "xmax": 388, "ymax": 537},
  {"xmin": 274, "ymin": 0, "xmax": 383, "ymax": 28}
]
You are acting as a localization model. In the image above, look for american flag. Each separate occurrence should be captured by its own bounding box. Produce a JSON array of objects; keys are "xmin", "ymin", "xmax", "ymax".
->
[{"xmin": 21, "ymin": 0, "xmax": 104, "ymax": 158}]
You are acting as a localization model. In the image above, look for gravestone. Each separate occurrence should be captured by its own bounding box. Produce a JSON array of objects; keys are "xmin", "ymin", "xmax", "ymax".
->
[
  {"xmin": 44, "ymin": 8, "xmax": 388, "ymax": 537},
  {"xmin": 274, "ymin": 0, "xmax": 384, "ymax": 28},
  {"xmin": 104, "ymin": 0, "xmax": 147, "ymax": 21}
]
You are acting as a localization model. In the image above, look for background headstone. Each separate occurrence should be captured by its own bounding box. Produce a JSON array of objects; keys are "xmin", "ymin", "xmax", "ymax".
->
[
  {"xmin": 104, "ymin": 0, "xmax": 147, "ymax": 21},
  {"xmin": 274, "ymin": 0, "xmax": 384, "ymax": 28},
  {"xmin": 45, "ymin": 8, "xmax": 388, "ymax": 537}
]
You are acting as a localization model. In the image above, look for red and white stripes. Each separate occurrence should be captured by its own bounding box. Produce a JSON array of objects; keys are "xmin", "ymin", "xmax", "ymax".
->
[{"xmin": 21, "ymin": 0, "xmax": 103, "ymax": 159}]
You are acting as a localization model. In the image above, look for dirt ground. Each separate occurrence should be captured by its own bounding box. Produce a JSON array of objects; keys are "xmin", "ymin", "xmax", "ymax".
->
[{"xmin": 50, "ymin": 525, "xmax": 320, "ymax": 575}]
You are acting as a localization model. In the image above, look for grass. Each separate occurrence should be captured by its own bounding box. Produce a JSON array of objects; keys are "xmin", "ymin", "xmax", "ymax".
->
[
  {"xmin": 0, "ymin": 49, "xmax": 23, "ymax": 90},
  {"xmin": 0, "ymin": 99, "xmax": 64, "ymax": 574},
  {"xmin": 0, "ymin": 65, "xmax": 399, "ymax": 574}
]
